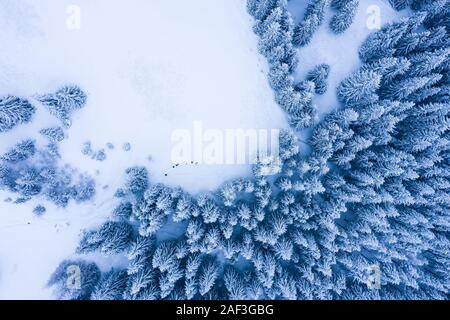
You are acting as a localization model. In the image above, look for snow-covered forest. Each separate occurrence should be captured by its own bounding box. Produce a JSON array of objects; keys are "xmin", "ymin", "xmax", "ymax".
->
[{"xmin": 0, "ymin": 0, "xmax": 449, "ymax": 300}]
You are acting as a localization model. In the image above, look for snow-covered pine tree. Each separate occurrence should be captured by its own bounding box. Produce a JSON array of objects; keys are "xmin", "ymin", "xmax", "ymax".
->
[
  {"xmin": 113, "ymin": 201, "xmax": 133, "ymax": 219},
  {"xmin": 306, "ymin": 64, "xmax": 330, "ymax": 94},
  {"xmin": 52, "ymin": 3, "xmax": 450, "ymax": 298},
  {"xmin": 14, "ymin": 167, "xmax": 43, "ymax": 197},
  {"xmin": 39, "ymin": 127, "xmax": 65, "ymax": 143},
  {"xmin": 134, "ymin": 183, "xmax": 177, "ymax": 237},
  {"xmin": 37, "ymin": 85, "xmax": 87, "ymax": 127},
  {"xmin": 0, "ymin": 96, "xmax": 35, "ymax": 133},
  {"xmin": 198, "ymin": 258, "xmax": 220, "ymax": 296},
  {"xmin": 388, "ymin": 0, "xmax": 413, "ymax": 10},
  {"xmin": 126, "ymin": 267, "xmax": 158, "ymax": 299},
  {"xmin": 77, "ymin": 221, "xmax": 133, "ymax": 255},
  {"xmin": 33, "ymin": 204, "xmax": 46, "ymax": 216},
  {"xmin": 173, "ymin": 193, "xmax": 194, "ymax": 221},
  {"xmin": 91, "ymin": 269, "xmax": 128, "ymax": 300},
  {"xmin": 1, "ymin": 139, "xmax": 36, "ymax": 163},
  {"xmin": 337, "ymin": 70, "xmax": 381, "ymax": 105},
  {"xmin": 124, "ymin": 166, "xmax": 149, "ymax": 197},
  {"xmin": 293, "ymin": 0, "xmax": 329, "ymax": 47},
  {"xmin": 48, "ymin": 260, "xmax": 100, "ymax": 300},
  {"xmin": 152, "ymin": 241, "xmax": 178, "ymax": 273},
  {"xmin": 127, "ymin": 236, "xmax": 154, "ymax": 275},
  {"xmin": 257, "ymin": 4, "xmax": 298, "ymax": 69},
  {"xmin": 287, "ymin": 81, "xmax": 318, "ymax": 129},
  {"xmin": 359, "ymin": 13, "xmax": 426, "ymax": 62},
  {"xmin": 268, "ymin": 62, "xmax": 294, "ymax": 92},
  {"xmin": 248, "ymin": 0, "xmax": 282, "ymax": 22}
]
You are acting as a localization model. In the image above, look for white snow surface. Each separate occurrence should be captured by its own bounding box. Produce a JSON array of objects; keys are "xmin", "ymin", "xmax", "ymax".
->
[{"xmin": 0, "ymin": 0, "xmax": 408, "ymax": 299}]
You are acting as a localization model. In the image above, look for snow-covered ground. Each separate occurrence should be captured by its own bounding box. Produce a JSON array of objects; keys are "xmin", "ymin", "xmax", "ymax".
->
[{"xmin": 0, "ymin": 0, "xmax": 287, "ymax": 299}]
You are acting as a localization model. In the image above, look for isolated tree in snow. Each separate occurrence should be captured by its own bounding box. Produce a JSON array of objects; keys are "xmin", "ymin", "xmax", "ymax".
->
[
  {"xmin": 0, "ymin": 96, "xmax": 35, "ymax": 133},
  {"xmin": 33, "ymin": 204, "xmax": 46, "ymax": 216}
]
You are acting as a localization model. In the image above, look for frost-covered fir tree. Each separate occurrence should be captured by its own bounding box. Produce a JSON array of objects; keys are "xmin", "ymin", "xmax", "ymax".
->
[
  {"xmin": 124, "ymin": 166, "xmax": 149, "ymax": 197},
  {"xmin": 198, "ymin": 259, "xmax": 220, "ymax": 296},
  {"xmin": 91, "ymin": 269, "xmax": 128, "ymax": 300},
  {"xmin": 14, "ymin": 167, "xmax": 43, "ymax": 197},
  {"xmin": 39, "ymin": 127, "xmax": 65, "ymax": 143},
  {"xmin": 37, "ymin": 85, "xmax": 87, "ymax": 127},
  {"xmin": 389, "ymin": 0, "xmax": 412, "ymax": 10},
  {"xmin": 359, "ymin": 12, "xmax": 426, "ymax": 62},
  {"xmin": 134, "ymin": 183, "xmax": 177, "ymax": 236},
  {"xmin": 293, "ymin": 0, "xmax": 329, "ymax": 47},
  {"xmin": 48, "ymin": 260, "xmax": 100, "ymax": 300},
  {"xmin": 0, "ymin": 96, "xmax": 35, "ymax": 133},
  {"xmin": 52, "ymin": 4, "xmax": 450, "ymax": 299},
  {"xmin": 337, "ymin": 70, "xmax": 381, "ymax": 105},
  {"xmin": 278, "ymin": 81, "xmax": 318, "ymax": 129},
  {"xmin": 256, "ymin": 3, "xmax": 298, "ymax": 69},
  {"xmin": 306, "ymin": 64, "xmax": 330, "ymax": 94},
  {"xmin": 1, "ymin": 139, "xmax": 36, "ymax": 163},
  {"xmin": 77, "ymin": 221, "xmax": 133, "ymax": 255},
  {"xmin": 247, "ymin": 0, "xmax": 282, "ymax": 21},
  {"xmin": 223, "ymin": 266, "xmax": 247, "ymax": 299},
  {"xmin": 329, "ymin": 0, "xmax": 359, "ymax": 34},
  {"xmin": 113, "ymin": 201, "xmax": 133, "ymax": 219},
  {"xmin": 33, "ymin": 204, "xmax": 46, "ymax": 216}
]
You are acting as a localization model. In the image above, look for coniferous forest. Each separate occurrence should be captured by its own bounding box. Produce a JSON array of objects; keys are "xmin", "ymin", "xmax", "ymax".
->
[{"xmin": 0, "ymin": 0, "xmax": 449, "ymax": 300}]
